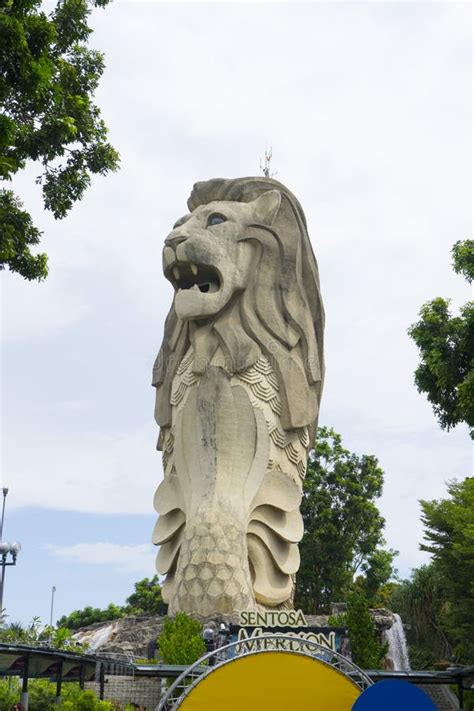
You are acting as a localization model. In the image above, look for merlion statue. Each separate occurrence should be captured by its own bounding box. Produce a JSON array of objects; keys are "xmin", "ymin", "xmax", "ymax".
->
[{"xmin": 152, "ymin": 177, "xmax": 324, "ymax": 619}]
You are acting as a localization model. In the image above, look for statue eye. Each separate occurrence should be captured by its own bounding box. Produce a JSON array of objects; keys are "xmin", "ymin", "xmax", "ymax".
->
[{"xmin": 207, "ymin": 213, "xmax": 226, "ymax": 227}]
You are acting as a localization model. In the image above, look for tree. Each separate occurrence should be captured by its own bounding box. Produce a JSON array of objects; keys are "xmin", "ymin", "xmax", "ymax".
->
[
  {"xmin": 56, "ymin": 577, "xmax": 165, "ymax": 630},
  {"xmin": 345, "ymin": 591, "xmax": 387, "ymax": 669},
  {"xmin": 295, "ymin": 427, "xmax": 394, "ymax": 613},
  {"xmin": 124, "ymin": 575, "xmax": 165, "ymax": 616},
  {"xmin": 0, "ymin": 0, "xmax": 119, "ymax": 280},
  {"xmin": 390, "ymin": 564, "xmax": 449, "ymax": 669},
  {"xmin": 355, "ymin": 548, "xmax": 398, "ymax": 606},
  {"xmin": 420, "ymin": 477, "xmax": 474, "ymax": 662},
  {"xmin": 57, "ymin": 602, "xmax": 123, "ymax": 630},
  {"xmin": 158, "ymin": 613, "xmax": 206, "ymax": 666},
  {"xmin": 408, "ymin": 240, "xmax": 474, "ymax": 437},
  {"xmin": 390, "ymin": 478, "xmax": 474, "ymax": 667}
]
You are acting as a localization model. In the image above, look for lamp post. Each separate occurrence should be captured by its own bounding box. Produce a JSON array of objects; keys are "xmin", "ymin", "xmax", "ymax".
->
[
  {"xmin": 50, "ymin": 586, "xmax": 56, "ymax": 628},
  {"xmin": 0, "ymin": 488, "xmax": 21, "ymax": 613},
  {"xmin": 0, "ymin": 488, "xmax": 8, "ymax": 539}
]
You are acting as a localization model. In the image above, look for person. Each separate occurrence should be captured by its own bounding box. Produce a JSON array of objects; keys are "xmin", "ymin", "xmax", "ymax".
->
[{"xmin": 203, "ymin": 626, "xmax": 216, "ymax": 665}]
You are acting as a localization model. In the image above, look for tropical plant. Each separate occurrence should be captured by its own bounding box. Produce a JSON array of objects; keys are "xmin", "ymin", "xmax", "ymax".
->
[
  {"xmin": 124, "ymin": 575, "xmax": 165, "ymax": 616},
  {"xmin": 295, "ymin": 426, "xmax": 396, "ymax": 613},
  {"xmin": 408, "ymin": 240, "xmax": 473, "ymax": 437},
  {"xmin": 0, "ymin": 0, "xmax": 119, "ymax": 280},
  {"xmin": 345, "ymin": 591, "xmax": 387, "ymax": 669},
  {"xmin": 57, "ymin": 603, "xmax": 124, "ymax": 630},
  {"xmin": 158, "ymin": 612, "xmax": 206, "ymax": 666}
]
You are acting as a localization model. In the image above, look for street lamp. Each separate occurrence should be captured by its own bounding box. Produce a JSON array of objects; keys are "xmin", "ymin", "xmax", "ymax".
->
[{"xmin": 0, "ymin": 489, "xmax": 21, "ymax": 613}]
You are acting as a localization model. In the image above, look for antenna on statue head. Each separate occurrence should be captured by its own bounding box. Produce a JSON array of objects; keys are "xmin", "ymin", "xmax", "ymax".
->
[{"xmin": 260, "ymin": 146, "xmax": 277, "ymax": 178}]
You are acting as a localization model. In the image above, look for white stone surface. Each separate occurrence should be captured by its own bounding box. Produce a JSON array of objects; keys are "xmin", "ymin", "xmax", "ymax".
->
[{"xmin": 152, "ymin": 177, "xmax": 324, "ymax": 619}]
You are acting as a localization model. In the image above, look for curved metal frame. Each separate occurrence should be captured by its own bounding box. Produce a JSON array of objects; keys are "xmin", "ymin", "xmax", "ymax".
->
[{"xmin": 157, "ymin": 634, "xmax": 373, "ymax": 710}]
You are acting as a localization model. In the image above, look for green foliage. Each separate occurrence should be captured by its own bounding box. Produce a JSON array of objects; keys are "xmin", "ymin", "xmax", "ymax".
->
[
  {"xmin": 0, "ymin": 680, "xmax": 114, "ymax": 711},
  {"xmin": 390, "ymin": 565, "xmax": 449, "ymax": 669},
  {"xmin": 355, "ymin": 548, "xmax": 398, "ymax": 605},
  {"xmin": 0, "ymin": 677, "xmax": 20, "ymax": 710},
  {"xmin": 57, "ymin": 603, "xmax": 124, "ymax": 630},
  {"xmin": 327, "ymin": 612, "xmax": 347, "ymax": 627},
  {"xmin": 295, "ymin": 427, "xmax": 395, "ymax": 613},
  {"xmin": 346, "ymin": 591, "xmax": 387, "ymax": 669},
  {"xmin": 28, "ymin": 680, "xmax": 114, "ymax": 711},
  {"xmin": 408, "ymin": 240, "xmax": 474, "ymax": 437},
  {"xmin": 0, "ymin": 0, "xmax": 119, "ymax": 280},
  {"xmin": 124, "ymin": 575, "xmax": 165, "ymax": 616},
  {"xmin": 0, "ymin": 616, "xmax": 42, "ymax": 644},
  {"xmin": 158, "ymin": 613, "xmax": 206, "ymax": 666},
  {"xmin": 420, "ymin": 477, "xmax": 474, "ymax": 662},
  {"xmin": 390, "ymin": 478, "xmax": 474, "ymax": 667},
  {"xmin": 452, "ymin": 239, "xmax": 474, "ymax": 283},
  {"xmin": 57, "ymin": 577, "xmax": 165, "ymax": 630},
  {"xmin": 0, "ymin": 617, "xmax": 85, "ymax": 653}
]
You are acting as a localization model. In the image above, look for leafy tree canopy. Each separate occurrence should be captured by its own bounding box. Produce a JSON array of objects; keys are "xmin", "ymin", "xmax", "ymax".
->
[
  {"xmin": 391, "ymin": 478, "xmax": 474, "ymax": 667},
  {"xmin": 158, "ymin": 612, "xmax": 206, "ymax": 666},
  {"xmin": 390, "ymin": 564, "xmax": 448, "ymax": 670},
  {"xmin": 420, "ymin": 477, "xmax": 474, "ymax": 661},
  {"xmin": 57, "ymin": 602, "xmax": 124, "ymax": 630},
  {"xmin": 0, "ymin": 616, "xmax": 85, "ymax": 653},
  {"xmin": 0, "ymin": 0, "xmax": 119, "ymax": 280},
  {"xmin": 124, "ymin": 575, "xmax": 165, "ymax": 616},
  {"xmin": 408, "ymin": 240, "xmax": 474, "ymax": 437},
  {"xmin": 295, "ymin": 426, "xmax": 396, "ymax": 613},
  {"xmin": 345, "ymin": 591, "xmax": 387, "ymax": 669},
  {"xmin": 57, "ymin": 577, "xmax": 165, "ymax": 629}
]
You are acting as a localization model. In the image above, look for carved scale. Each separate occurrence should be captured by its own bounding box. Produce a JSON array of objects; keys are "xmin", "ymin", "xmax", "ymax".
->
[{"xmin": 153, "ymin": 347, "xmax": 308, "ymax": 617}]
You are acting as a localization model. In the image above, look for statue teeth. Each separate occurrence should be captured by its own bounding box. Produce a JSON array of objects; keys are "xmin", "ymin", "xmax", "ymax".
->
[
  {"xmin": 191, "ymin": 284, "xmax": 200, "ymax": 291},
  {"xmin": 191, "ymin": 263, "xmax": 198, "ymax": 276},
  {"xmin": 173, "ymin": 266, "xmax": 180, "ymax": 281}
]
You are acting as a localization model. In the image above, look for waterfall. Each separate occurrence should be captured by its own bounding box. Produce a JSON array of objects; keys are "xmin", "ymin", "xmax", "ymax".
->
[
  {"xmin": 72, "ymin": 621, "xmax": 119, "ymax": 651},
  {"xmin": 386, "ymin": 613, "xmax": 411, "ymax": 671}
]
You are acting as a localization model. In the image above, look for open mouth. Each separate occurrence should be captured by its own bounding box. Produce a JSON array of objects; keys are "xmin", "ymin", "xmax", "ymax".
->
[{"xmin": 166, "ymin": 261, "xmax": 220, "ymax": 294}]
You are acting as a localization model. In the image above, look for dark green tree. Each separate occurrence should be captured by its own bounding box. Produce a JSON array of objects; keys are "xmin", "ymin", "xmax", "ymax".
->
[
  {"xmin": 390, "ymin": 478, "xmax": 474, "ymax": 667},
  {"xmin": 420, "ymin": 477, "xmax": 474, "ymax": 662},
  {"xmin": 356, "ymin": 547, "xmax": 398, "ymax": 606},
  {"xmin": 295, "ymin": 427, "xmax": 394, "ymax": 613},
  {"xmin": 408, "ymin": 240, "xmax": 474, "ymax": 438},
  {"xmin": 57, "ymin": 602, "xmax": 123, "ymax": 630},
  {"xmin": 158, "ymin": 612, "xmax": 206, "ymax": 666},
  {"xmin": 124, "ymin": 575, "xmax": 165, "ymax": 616},
  {"xmin": 0, "ymin": 0, "xmax": 119, "ymax": 280},
  {"xmin": 346, "ymin": 590, "xmax": 387, "ymax": 669},
  {"xmin": 390, "ymin": 564, "xmax": 448, "ymax": 669}
]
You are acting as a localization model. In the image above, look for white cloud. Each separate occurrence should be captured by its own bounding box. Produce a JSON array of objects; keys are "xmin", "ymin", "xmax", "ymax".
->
[
  {"xmin": 4, "ymin": 425, "xmax": 163, "ymax": 515},
  {"xmin": 47, "ymin": 542, "xmax": 156, "ymax": 574}
]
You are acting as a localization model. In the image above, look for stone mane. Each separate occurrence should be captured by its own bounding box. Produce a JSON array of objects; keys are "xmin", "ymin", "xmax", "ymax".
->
[{"xmin": 152, "ymin": 177, "xmax": 325, "ymax": 619}]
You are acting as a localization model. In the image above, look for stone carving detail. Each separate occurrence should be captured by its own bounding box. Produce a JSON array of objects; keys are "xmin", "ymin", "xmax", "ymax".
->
[{"xmin": 152, "ymin": 177, "xmax": 324, "ymax": 619}]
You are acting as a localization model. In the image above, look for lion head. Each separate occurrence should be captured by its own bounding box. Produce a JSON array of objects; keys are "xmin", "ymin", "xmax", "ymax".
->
[{"xmin": 153, "ymin": 176, "xmax": 325, "ymax": 441}]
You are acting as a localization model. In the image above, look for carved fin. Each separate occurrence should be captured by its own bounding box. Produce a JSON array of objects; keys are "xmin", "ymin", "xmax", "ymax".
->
[
  {"xmin": 250, "ymin": 470, "xmax": 302, "ymax": 512},
  {"xmin": 153, "ymin": 473, "xmax": 184, "ymax": 515},
  {"xmin": 248, "ymin": 521, "xmax": 300, "ymax": 575},
  {"xmin": 161, "ymin": 563, "xmax": 176, "ymax": 604},
  {"xmin": 250, "ymin": 504, "xmax": 303, "ymax": 543},
  {"xmin": 248, "ymin": 534, "xmax": 292, "ymax": 605},
  {"xmin": 152, "ymin": 509, "xmax": 186, "ymax": 545},
  {"xmin": 156, "ymin": 525, "xmax": 185, "ymax": 575}
]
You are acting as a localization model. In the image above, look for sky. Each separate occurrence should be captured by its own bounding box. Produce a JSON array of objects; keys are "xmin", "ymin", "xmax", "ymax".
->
[{"xmin": 1, "ymin": 1, "xmax": 472, "ymax": 626}]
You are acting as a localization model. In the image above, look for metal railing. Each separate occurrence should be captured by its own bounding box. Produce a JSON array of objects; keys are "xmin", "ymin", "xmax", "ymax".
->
[{"xmin": 156, "ymin": 634, "xmax": 373, "ymax": 710}]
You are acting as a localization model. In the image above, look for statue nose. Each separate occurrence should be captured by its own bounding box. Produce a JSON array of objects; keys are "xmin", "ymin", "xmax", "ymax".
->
[{"xmin": 165, "ymin": 233, "xmax": 188, "ymax": 251}]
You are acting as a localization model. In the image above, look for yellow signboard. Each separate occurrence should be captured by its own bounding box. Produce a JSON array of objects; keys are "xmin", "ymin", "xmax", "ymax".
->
[{"xmin": 178, "ymin": 650, "xmax": 361, "ymax": 711}]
